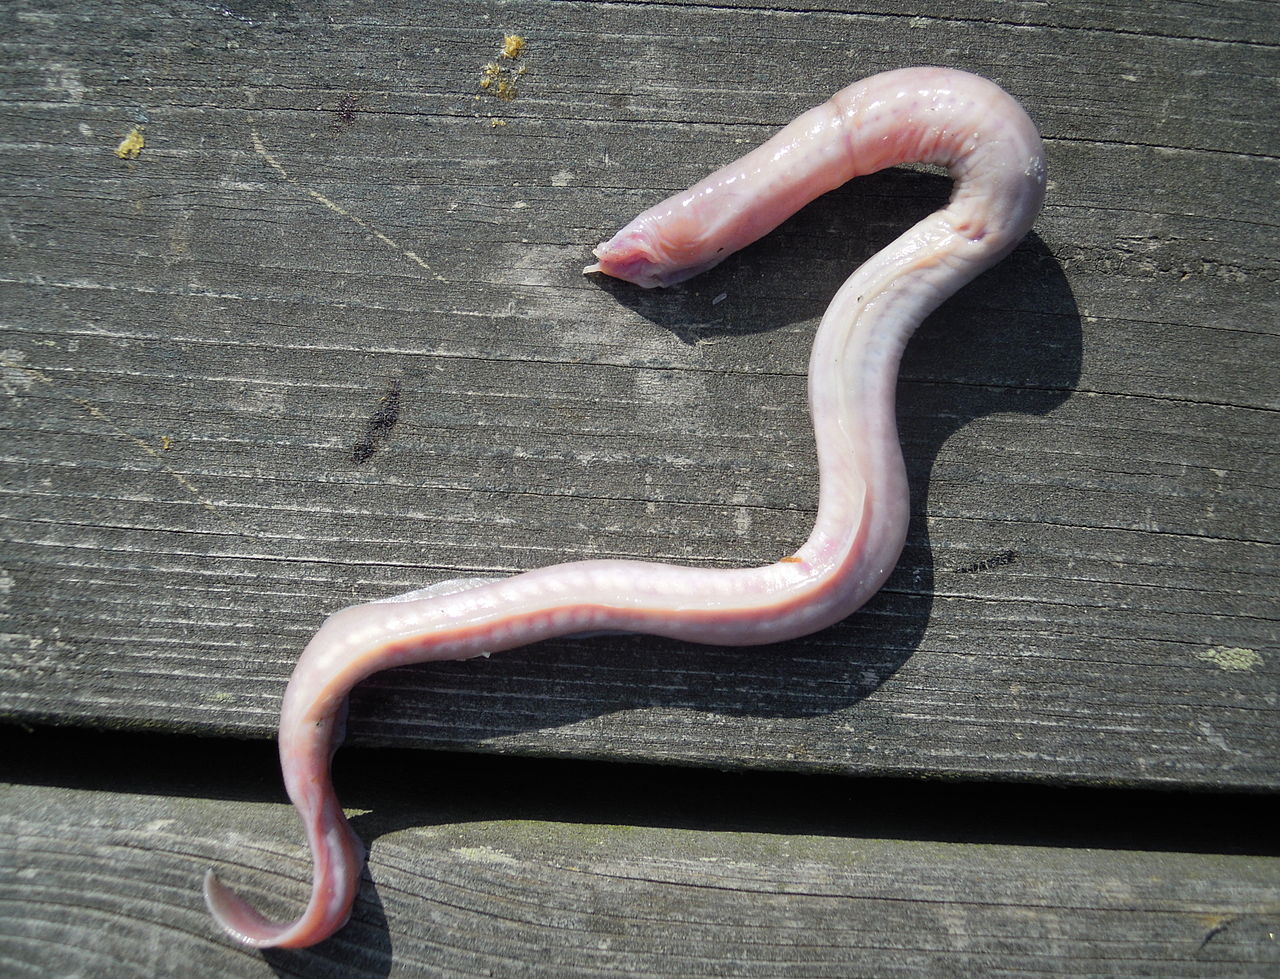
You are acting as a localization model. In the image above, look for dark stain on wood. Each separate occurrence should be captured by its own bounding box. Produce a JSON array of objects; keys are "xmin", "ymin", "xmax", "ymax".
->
[
  {"xmin": 954, "ymin": 549, "xmax": 1019, "ymax": 574},
  {"xmin": 352, "ymin": 379, "xmax": 401, "ymax": 464},
  {"xmin": 330, "ymin": 93, "xmax": 361, "ymax": 133}
]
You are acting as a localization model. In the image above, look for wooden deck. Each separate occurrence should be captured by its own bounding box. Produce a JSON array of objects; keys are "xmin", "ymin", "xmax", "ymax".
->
[{"xmin": 2, "ymin": 0, "xmax": 1277, "ymax": 974}]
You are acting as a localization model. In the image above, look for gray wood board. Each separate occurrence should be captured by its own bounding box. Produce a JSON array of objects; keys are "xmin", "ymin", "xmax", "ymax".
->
[
  {"xmin": 3, "ymin": 764, "xmax": 1279, "ymax": 977},
  {"xmin": 2, "ymin": 1, "xmax": 1277, "ymax": 788}
]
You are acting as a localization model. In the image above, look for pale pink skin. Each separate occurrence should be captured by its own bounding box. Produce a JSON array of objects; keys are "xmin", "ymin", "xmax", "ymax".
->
[{"xmin": 206, "ymin": 66, "xmax": 1045, "ymax": 948}]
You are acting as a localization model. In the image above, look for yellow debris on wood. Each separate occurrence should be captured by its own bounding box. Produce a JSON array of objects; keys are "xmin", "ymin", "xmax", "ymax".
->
[
  {"xmin": 501, "ymin": 34, "xmax": 525, "ymax": 59},
  {"xmin": 114, "ymin": 127, "xmax": 145, "ymax": 159},
  {"xmin": 480, "ymin": 34, "xmax": 527, "ymax": 103}
]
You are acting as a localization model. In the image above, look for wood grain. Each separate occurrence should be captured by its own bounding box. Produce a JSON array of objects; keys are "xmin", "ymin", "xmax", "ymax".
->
[{"xmin": 1, "ymin": 0, "xmax": 1277, "ymax": 788}]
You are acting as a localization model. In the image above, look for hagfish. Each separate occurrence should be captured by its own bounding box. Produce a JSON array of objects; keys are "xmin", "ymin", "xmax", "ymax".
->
[{"xmin": 206, "ymin": 65, "xmax": 1045, "ymax": 949}]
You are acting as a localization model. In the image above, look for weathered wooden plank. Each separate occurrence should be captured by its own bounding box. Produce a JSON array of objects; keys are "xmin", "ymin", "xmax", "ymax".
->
[
  {"xmin": 1, "ymin": 0, "xmax": 1277, "ymax": 787},
  {"xmin": 2, "ymin": 733, "xmax": 1278, "ymax": 977}
]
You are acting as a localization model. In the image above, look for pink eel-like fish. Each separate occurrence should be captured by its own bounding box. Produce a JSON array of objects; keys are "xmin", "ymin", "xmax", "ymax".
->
[{"xmin": 206, "ymin": 66, "xmax": 1046, "ymax": 948}]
